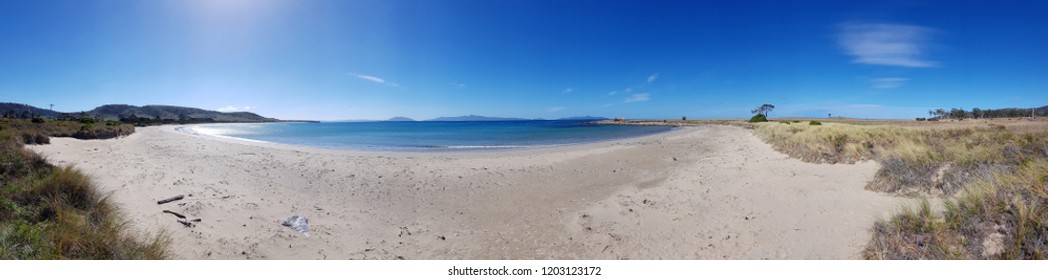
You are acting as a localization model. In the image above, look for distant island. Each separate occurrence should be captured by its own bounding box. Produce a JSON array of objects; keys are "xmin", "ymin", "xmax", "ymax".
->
[
  {"xmin": 1, "ymin": 102, "xmax": 284, "ymax": 125},
  {"xmin": 422, "ymin": 115, "xmax": 608, "ymax": 122},
  {"xmin": 556, "ymin": 116, "xmax": 609, "ymax": 121},
  {"xmin": 425, "ymin": 115, "xmax": 531, "ymax": 121},
  {"xmin": 1, "ymin": 104, "xmax": 609, "ymax": 124}
]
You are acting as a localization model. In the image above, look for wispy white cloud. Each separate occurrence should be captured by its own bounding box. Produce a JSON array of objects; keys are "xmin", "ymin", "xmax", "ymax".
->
[
  {"xmin": 217, "ymin": 105, "xmax": 253, "ymax": 112},
  {"xmin": 349, "ymin": 72, "xmax": 400, "ymax": 87},
  {"xmin": 869, "ymin": 77, "xmax": 909, "ymax": 89},
  {"xmin": 549, "ymin": 106, "xmax": 565, "ymax": 112},
  {"xmin": 604, "ymin": 74, "xmax": 658, "ymax": 102},
  {"xmin": 452, "ymin": 83, "xmax": 466, "ymax": 89},
  {"xmin": 838, "ymin": 23, "xmax": 937, "ymax": 67},
  {"xmin": 562, "ymin": 87, "xmax": 575, "ymax": 94},
  {"xmin": 623, "ymin": 93, "xmax": 650, "ymax": 103},
  {"xmin": 647, "ymin": 73, "xmax": 659, "ymax": 83},
  {"xmin": 350, "ymin": 73, "xmax": 384, "ymax": 83}
]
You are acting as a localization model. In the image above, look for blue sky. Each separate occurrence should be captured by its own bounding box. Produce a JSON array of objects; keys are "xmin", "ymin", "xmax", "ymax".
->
[{"xmin": 1, "ymin": 0, "xmax": 1046, "ymax": 120}]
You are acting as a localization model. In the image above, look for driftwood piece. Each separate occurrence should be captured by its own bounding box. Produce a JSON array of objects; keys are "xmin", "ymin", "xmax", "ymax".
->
[
  {"xmin": 177, "ymin": 220, "xmax": 194, "ymax": 227},
  {"xmin": 157, "ymin": 195, "xmax": 185, "ymax": 205},
  {"xmin": 190, "ymin": 218, "xmax": 202, "ymax": 222},
  {"xmin": 162, "ymin": 210, "xmax": 186, "ymax": 219}
]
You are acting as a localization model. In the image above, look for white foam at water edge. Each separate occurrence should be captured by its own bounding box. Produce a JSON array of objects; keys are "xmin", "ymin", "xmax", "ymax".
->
[
  {"xmin": 444, "ymin": 145, "xmax": 530, "ymax": 149},
  {"xmin": 175, "ymin": 126, "xmax": 273, "ymax": 144}
]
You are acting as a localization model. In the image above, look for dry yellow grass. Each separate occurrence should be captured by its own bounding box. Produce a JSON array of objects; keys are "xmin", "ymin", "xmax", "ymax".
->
[
  {"xmin": 745, "ymin": 119, "xmax": 1048, "ymax": 259},
  {"xmin": 753, "ymin": 120, "xmax": 1048, "ymax": 196},
  {"xmin": 865, "ymin": 160, "xmax": 1048, "ymax": 259}
]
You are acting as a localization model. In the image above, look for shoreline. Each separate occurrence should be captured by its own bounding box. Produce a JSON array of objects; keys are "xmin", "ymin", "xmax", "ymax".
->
[
  {"xmin": 168, "ymin": 123, "xmax": 691, "ymax": 158},
  {"xmin": 28, "ymin": 124, "xmax": 915, "ymax": 259}
]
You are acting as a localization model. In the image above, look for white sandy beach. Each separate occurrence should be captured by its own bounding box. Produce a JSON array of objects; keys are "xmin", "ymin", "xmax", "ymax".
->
[{"xmin": 28, "ymin": 125, "xmax": 915, "ymax": 259}]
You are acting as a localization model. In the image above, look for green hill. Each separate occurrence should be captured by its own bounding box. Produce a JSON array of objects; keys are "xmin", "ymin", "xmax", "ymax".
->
[{"xmin": 1, "ymin": 103, "xmax": 280, "ymax": 123}]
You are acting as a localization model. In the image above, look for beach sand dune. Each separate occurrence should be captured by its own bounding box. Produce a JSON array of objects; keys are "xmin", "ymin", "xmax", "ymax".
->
[{"xmin": 28, "ymin": 125, "xmax": 913, "ymax": 259}]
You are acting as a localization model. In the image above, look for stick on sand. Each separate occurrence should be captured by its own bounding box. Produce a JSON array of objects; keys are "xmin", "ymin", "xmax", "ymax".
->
[
  {"xmin": 162, "ymin": 210, "xmax": 187, "ymax": 219},
  {"xmin": 157, "ymin": 195, "xmax": 185, "ymax": 205}
]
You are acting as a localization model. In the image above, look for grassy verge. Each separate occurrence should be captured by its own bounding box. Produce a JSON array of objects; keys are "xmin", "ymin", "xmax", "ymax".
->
[
  {"xmin": 0, "ymin": 119, "xmax": 167, "ymax": 259},
  {"xmin": 753, "ymin": 121, "xmax": 1048, "ymax": 196},
  {"xmin": 748, "ymin": 120, "xmax": 1048, "ymax": 259},
  {"xmin": 1, "ymin": 118, "xmax": 136, "ymax": 144},
  {"xmin": 864, "ymin": 160, "xmax": 1048, "ymax": 259}
]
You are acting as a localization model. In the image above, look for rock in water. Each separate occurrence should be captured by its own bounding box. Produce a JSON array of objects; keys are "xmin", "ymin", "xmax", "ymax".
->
[{"xmin": 282, "ymin": 215, "xmax": 311, "ymax": 237}]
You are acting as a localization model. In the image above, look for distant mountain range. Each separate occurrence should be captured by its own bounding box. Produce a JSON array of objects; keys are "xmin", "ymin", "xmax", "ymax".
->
[
  {"xmin": 555, "ymin": 116, "xmax": 609, "ymax": 121},
  {"xmin": 2, "ymin": 102, "xmax": 610, "ymax": 123},
  {"xmin": 425, "ymin": 115, "xmax": 531, "ymax": 121},
  {"xmin": 1, "ymin": 103, "xmax": 279, "ymax": 122},
  {"xmin": 391, "ymin": 115, "xmax": 608, "ymax": 122},
  {"xmin": 0, "ymin": 103, "xmax": 60, "ymax": 119}
]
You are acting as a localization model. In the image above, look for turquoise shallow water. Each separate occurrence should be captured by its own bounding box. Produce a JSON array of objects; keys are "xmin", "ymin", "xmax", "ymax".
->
[{"xmin": 186, "ymin": 120, "xmax": 673, "ymax": 151}]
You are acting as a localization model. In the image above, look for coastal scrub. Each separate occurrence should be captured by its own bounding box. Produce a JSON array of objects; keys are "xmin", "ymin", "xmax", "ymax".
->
[
  {"xmin": 0, "ymin": 119, "xmax": 167, "ymax": 259},
  {"xmin": 864, "ymin": 160, "xmax": 1048, "ymax": 259},
  {"xmin": 751, "ymin": 120, "xmax": 1048, "ymax": 259},
  {"xmin": 753, "ymin": 121, "xmax": 1048, "ymax": 196}
]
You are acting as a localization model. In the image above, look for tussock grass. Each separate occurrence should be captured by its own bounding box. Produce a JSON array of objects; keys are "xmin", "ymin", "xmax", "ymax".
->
[
  {"xmin": 751, "ymin": 120, "xmax": 1048, "ymax": 259},
  {"xmin": 1, "ymin": 119, "xmax": 166, "ymax": 259},
  {"xmin": 864, "ymin": 160, "xmax": 1048, "ymax": 259},
  {"xmin": 753, "ymin": 121, "xmax": 1048, "ymax": 196},
  {"xmin": 754, "ymin": 122, "xmax": 904, "ymax": 164}
]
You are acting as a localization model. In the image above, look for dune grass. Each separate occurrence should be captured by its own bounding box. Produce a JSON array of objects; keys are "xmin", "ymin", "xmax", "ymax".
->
[
  {"xmin": 753, "ymin": 121, "xmax": 1048, "ymax": 196},
  {"xmin": 864, "ymin": 160, "xmax": 1048, "ymax": 259},
  {"xmin": 0, "ymin": 119, "xmax": 167, "ymax": 259},
  {"xmin": 750, "ymin": 120, "xmax": 1048, "ymax": 259}
]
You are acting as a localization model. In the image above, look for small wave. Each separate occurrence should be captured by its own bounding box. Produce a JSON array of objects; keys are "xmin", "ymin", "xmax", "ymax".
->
[
  {"xmin": 174, "ymin": 126, "xmax": 195, "ymax": 135},
  {"xmin": 175, "ymin": 126, "xmax": 273, "ymax": 144},
  {"xmin": 411, "ymin": 145, "xmax": 530, "ymax": 149},
  {"xmin": 443, "ymin": 145, "xmax": 530, "ymax": 149}
]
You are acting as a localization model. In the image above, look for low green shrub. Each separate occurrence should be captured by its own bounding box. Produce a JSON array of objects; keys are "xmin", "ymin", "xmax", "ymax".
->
[{"xmin": 748, "ymin": 114, "xmax": 768, "ymax": 123}]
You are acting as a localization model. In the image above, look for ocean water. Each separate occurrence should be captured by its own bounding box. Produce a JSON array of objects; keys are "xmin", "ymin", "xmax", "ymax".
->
[{"xmin": 184, "ymin": 120, "xmax": 673, "ymax": 151}]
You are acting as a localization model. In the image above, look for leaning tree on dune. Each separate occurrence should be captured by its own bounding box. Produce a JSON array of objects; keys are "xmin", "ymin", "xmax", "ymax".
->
[{"xmin": 751, "ymin": 104, "xmax": 775, "ymax": 119}]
